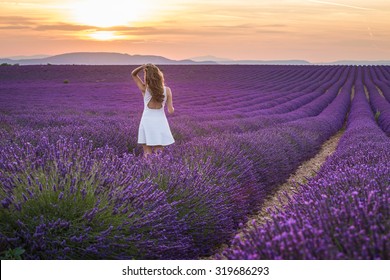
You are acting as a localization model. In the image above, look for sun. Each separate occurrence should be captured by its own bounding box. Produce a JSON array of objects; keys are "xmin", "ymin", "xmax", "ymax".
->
[{"xmin": 69, "ymin": 0, "xmax": 150, "ymax": 28}]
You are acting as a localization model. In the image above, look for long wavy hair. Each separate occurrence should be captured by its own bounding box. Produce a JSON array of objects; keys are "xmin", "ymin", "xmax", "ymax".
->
[{"xmin": 144, "ymin": 64, "xmax": 165, "ymax": 103}]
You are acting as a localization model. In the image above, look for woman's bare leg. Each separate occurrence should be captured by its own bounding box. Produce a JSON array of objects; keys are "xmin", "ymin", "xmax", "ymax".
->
[
  {"xmin": 153, "ymin": 145, "xmax": 163, "ymax": 155},
  {"xmin": 142, "ymin": 145, "xmax": 153, "ymax": 158}
]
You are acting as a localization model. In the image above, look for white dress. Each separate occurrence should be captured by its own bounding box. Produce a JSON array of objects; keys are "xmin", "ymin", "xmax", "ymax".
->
[{"xmin": 137, "ymin": 86, "xmax": 175, "ymax": 146}]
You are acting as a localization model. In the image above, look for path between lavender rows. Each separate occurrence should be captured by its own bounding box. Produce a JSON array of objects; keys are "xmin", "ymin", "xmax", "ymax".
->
[{"xmin": 209, "ymin": 128, "xmax": 345, "ymax": 258}]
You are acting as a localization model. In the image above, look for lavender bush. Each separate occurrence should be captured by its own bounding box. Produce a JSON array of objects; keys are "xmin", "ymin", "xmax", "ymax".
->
[{"xmin": 0, "ymin": 137, "xmax": 194, "ymax": 259}]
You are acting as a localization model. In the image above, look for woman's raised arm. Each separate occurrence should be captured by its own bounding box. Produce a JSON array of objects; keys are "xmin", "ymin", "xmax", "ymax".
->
[{"xmin": 131, "ymin": 65, "xmax": 146, "ymax": 93}]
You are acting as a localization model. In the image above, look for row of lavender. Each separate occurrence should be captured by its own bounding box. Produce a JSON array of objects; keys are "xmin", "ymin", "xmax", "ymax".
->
[
  {"xmin": 0, "ymin": 65, "xmax": 388, "ymax": 259},
  {"xmin": 217, "ymin": 70, "xmax": 390, "ymax": 259},
  {"xmin": 365, "ymin": 67, "xmax": 390, "ymax": 135}
]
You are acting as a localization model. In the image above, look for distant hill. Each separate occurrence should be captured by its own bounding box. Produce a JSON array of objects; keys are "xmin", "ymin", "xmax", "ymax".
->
[
  {"xmin": 0, "ymin": 58, "xmax": 14, "ymax": 65},
  {"xmin": 324, "ymin": 60, "xmax": 390, "ymax": 66},
  {"xmin": 0, "ymin": 53, "xmax": 312, "ymax": 65},
  {"xmin": 0, "ymin": 52, "xmax": 214, "ymax": 65},
  {"xmin": 8, "ymin": 54, "xmax": 50, "ymax": 60},
  {"xmin": 1, "ymin": 52, "xmax": 389, "ymax": 65},
  {"xmin": 190, "ymin": 55, "xmax": 232, "ymax": 62},
  {"xmin": 217, "ymin": 59, "xmax": 311, "ymax": 65},
  {"xmin": 190, "ymin": 55, "xmax": 310, "ymax": 65}
]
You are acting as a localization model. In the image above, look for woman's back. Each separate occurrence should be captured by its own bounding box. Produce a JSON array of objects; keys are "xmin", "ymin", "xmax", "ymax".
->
[{"xmin": 144, "ymin": 87, "xmax": 166, "ymax": 110}]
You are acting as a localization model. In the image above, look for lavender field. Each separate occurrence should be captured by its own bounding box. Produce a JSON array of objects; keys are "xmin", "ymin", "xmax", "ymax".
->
[{"xmin": 0, "ymin": 64, "xmax": 389, "ymax": 260}]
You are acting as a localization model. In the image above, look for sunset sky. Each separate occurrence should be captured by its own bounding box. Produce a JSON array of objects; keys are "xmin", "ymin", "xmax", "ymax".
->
[{"xmin": 0, "ymin": 0, "xmax": 389, "ymax": 62}]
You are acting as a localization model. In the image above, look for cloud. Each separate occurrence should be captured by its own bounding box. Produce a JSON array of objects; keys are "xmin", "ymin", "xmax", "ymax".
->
[
  {"xmin": 2, "ymin": 20, "xmax": 212, "ymax": 38},
  {"xmin": 0, "ymin": 25, "xmax": 31, "ymax": 29},
  {"xmin": 256, "ymin": 24, "xmax": 290, "ymax": 34},
  {"xmin": 34, "ymin": 23, "xmax": 96, "ymax": 31},
  {"xmin": 259, "ymin": 24, "xmax": 287, "ymax": 28},
  {"xmin": 307, "ymin": 0, "xmax": 376, "ymax": 11},
  {"xmin": 112, "ymin": 25, "xmax": 250, "ymax": 37},
  {"xmin": 256, "ymin": 29, "xmax": 291, "ymax": 34},
  {"xmin": 31, "ymin": 23, "xmax": 206, "ymax": 38},
  {"xmin": 103, "ymin": 26, "xmax": 156, "ymax": 33},
  {"xmin": 0, "ymin": 16, "xmax": 37, "ymax": 25},
  {"xmin": 115, "ymin": 27, "xmax": 206, "ymax": 36},
  {"xmin": 0, "ymin": 17, "xmax": 289, "ymax": 40},
  {"xmin": 201, "ymin": 23, "xmax": 290, "ymax": 35},
  {"xmin": 202, "ymin": 23, "xmax": 257, "ymax": 29},
  {"xmin": 33, "ymin": 23, "xmax": 166, "ymax": 35},
  {"xmin": 0, "ymin": 16, "xmax": 42, "ymax": 30}
]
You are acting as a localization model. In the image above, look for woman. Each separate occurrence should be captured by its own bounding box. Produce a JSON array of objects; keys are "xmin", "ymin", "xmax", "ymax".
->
[{"xmin": 131, "ymin": 64, "xmax": 175, "ymax": 157}]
